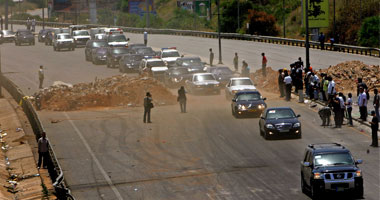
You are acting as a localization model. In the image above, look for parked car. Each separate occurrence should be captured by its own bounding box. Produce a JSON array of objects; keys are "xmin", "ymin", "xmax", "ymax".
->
[
  {"xmin": 231, "ymin": 91, "xmax": 266, "ymax": 118},
  {"xmin": 175, "ymin": 57, "xmax": 207, "ymax": 73},
  {"xmin": 119, "ymin": 54, "xmax": 144, "ymax": 73},
  {"xmin": 225, "ymin": 77, "xmax": 256, "ymax": 100},
  {"xmin": 85, "ymin": 40, "xmax": 108, "ymax": 61},
  {"xmin": 14, "ymin": 30, "xmax": 35, "ymax": 46},
  {"xmin": 0, "ymin": 30, "xmax": 16, "ymax": 43},
  {"xmin": 259, "ymin": 107, "xmax": 301, "ymax": 139},
  {"xmin": 301, "ymin": 143, "xmax": 363, "ymax": 199},
  {"xmin": 185, "ymin": 73, "xmax": 220, "ymax": 95}
]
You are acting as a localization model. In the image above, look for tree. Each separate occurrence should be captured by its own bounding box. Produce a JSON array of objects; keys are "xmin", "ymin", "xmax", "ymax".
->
[
  {"xmin": 220, "ymin": 0, "xmax": 253, "ymax": 33},
  {"xmin": 245, "ymin": 10, "xmax": 279, "ymax": 36},
  {"xmin": 358, "ymin": 16, "xmax": 380, "ymax": 47}
]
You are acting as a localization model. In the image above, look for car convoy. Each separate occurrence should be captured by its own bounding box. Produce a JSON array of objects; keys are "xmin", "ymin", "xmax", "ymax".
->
[{"xmin": 4, "ymin": 26, "xmax": 366, "ymax": 199}]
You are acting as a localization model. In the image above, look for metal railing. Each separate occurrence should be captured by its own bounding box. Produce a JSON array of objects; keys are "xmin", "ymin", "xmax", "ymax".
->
[
  {"xmin": 0, "ymin": 74, "xmax": 73, "ymax": 200},
  {"xmin": 9, "ymin": 19, "xmax": 380, "ymax": 58}
]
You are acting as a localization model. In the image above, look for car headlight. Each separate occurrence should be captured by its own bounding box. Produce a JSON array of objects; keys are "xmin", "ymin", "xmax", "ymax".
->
[
  {"xmin": 355, "ymin": 170, "xmax": 362, "ymax": 177},
  {"xmin": 258, "ymin": 104, "xmax": 265, "ymax": 109},
  {"xmin": 74, "ymin": 38, "xmax": 78, "ymax": 41},
  {"xmin": 313, "ymin": 172, "xmax": 322, "ymax": 179},
  {"xmin": 215, "ymin": 84, "xmax": 219, "ymax": 87},
  {"xmin": 232, "ymin": 90, "xmax": 237, "ymax": 94},
  {"xmin": 293, "ymin": 122, "xmax": 301, "ymax": 128},
  {"xmin": 238, "ymin": 104, "xmax": 247, "ymax": 110},
  {"xmin": 265, "ymin": 124, "xmax": 274, "ymax": 129},
  {"xmin": 218, "ymin": 77, "xmax": 222, "ymax": 80}
]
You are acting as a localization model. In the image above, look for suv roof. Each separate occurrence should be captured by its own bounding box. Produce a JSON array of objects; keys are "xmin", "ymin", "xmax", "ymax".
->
[{"xmin": 307, "ymin": 143, "xmax": 350, "ymax": 154}]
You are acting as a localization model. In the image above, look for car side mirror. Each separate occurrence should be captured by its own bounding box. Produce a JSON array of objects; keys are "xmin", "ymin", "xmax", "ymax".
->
[
  {"xmin": 262, "ymin": 97, "xmax": 267, "ymax": 100},
  {"xmin": 297, "ymin": 114, "xmax": 301, "ymax": 118},
  {"xmin": 355, "ymin": 159, "xmax": 363, "ymax": 165},
  {"xmin": 303, "ymin": 162, "xmax": 310, "ymax": 167}
]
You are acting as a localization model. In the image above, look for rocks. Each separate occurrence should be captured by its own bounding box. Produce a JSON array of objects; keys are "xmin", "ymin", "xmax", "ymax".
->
[
  {"xmin": 33, "ymin": 75, "xmax": 177, "ymax": 111},
  {"xmin": 250, "ymin": 67, "xmax": 280, "ymax": 92}
]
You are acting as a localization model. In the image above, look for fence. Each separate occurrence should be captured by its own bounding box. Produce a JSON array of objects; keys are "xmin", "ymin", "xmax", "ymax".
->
[
  {"xmin": 0, "ymin": 74, "xmax": 73, "ymax": 199},
  {"xmin": 9, "ymin": 19, "xmax": 380, "ymax": 58}
]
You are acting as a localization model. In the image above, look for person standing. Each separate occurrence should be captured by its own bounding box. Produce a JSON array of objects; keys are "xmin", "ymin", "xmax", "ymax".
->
[
  {"xmin": 318, "ymin": 106, "xmax": 331, "ymax": 127},
  {"xmin": 296, "ymin": 67, "xmax": 304, "ymax": 103},
  {"xmin": 357, "ymin": 78, "xmax": 368, "ymax": 97},
  {"xmin": 37, "ymin": 132, "xmax": 49, "ymax": 169},
  {"xmin": 32, "ymin": 19, "xmax": 36, "ymax": 32},
  {"xmin": 38, "ymin": 65, "xmax": 44, "ymax": 89},
  {"xmin": 241, "ymin": 60, "xmax": 249, "ymax": 77},
  {"xmin": 233, "ymin": 53, "xmax": 239, "ymax": 71},
  {"xmin": 143, "ymin": 92, "xmax": 153, "ymax": 123},
  {"xmin": 318, "ymin": 32, "xmax": 325, "ymax": 50},
  {"xmin": 143, "ymin": 31, "xmax": 148, "ymax": 46},
  {"xmin": 261, "ymin": 52, "xmax": 267, "ymax": 77},
  {"xmin": 346, "ymin": 93, "xmax": 353, "ymax": 126},
  {"xmin": 178, "ymin": 86, "xmax": 187, "ymax": 113},
  {"xmin": 373, "ymin": 89, "xmax": 379, "ymax": 119},
  {"xmin": 369, "ymin": 111, "xmax": 378, "ymax": 147},
  {"xmin": 278, "ymin": 69, "xmax": 285, "ymax": 98},
  {"xmin": 284, "ymin": 70, "xmax": 292, "ymax": 101},
  {"xmin": 209, "ymin": 48, "xmax": 214, "ymax": 66},
  {"xmin": 322, "ymin": 74, "xmax": 329, "ymax": 102},
  {"xmin": 358, "ymin": 87, "xmax": 368, "ymax": 121},
  {"xmin": 338, "ymin": 93, "xmax": 346, "ymax": 126},
  {"xmin": 332, "ymin": 93, "xmax": 342, "ymax": 128},
  {"xmin": 26, "ymin": 17, "xmax": 31, "ymax": 30},
  {"xmin": 327, "ymin": 76, "xmax": 336, "ymax": 102}
]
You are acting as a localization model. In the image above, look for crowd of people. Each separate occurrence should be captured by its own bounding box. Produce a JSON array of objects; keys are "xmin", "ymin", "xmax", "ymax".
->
[{"xmin": 277, "ymin": 59, "xmax": 378, "ymax": 147}]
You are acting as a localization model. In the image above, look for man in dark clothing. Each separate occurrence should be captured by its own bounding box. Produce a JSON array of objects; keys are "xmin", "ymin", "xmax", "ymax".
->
[
  {"xmin": 37, "ymin": 132, "xmax": 50, "ymax": 169},
  {"xmin": 233, "ymin": 53, "xmax": 239, "ymax": 71},
  {"xmin": 209, "ymin": 48, "xmax": 214, "ymax": 66},
  {"xmin": 369, "ymin": 111, "xmax": 378, "ymax": 147},
  {"xmin": 373, "ymin": 89, "xmax": 379, "ymax": 119},
  {"xmin": 278, "ymin": 69, "xmax": 285, "ymax": 98},
  {"xmin": 318, "ymin": 106, "xmax": 331, "ymax": 127},
  {"xmin": 143, "ymin": 92, "xmax": 153, "ymax": 123},
  {"xmin": 319, "ymin": 32, "xmax": 325, "ymax": 50},
  {"xmin": 178, "ymin": 86, "xmax": 187, "ymax": 113},
  {"xmin": 332, "ymin": 93, "xmax": 342, "ymax": 128}
]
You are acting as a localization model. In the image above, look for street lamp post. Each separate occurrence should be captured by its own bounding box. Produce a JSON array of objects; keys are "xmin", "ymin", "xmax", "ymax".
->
[
  {"xmin": 217, "ymin": 0, "xmax": 222, "ymax": 64},
  {"xmin": 305, "ymin": 0, "xmax": 310, "ymax": 70}
]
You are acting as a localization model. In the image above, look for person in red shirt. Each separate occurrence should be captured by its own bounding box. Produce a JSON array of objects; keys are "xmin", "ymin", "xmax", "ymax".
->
[{"xmin": 261, "ymin": 52, "xmax": 267, "ymax": 77}]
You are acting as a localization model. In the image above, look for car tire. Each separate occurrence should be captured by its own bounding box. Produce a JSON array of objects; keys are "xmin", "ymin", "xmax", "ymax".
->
[
  {"xmin": 32, "ymin": 41, "xmax": 35, "ymax": 45},
  {"xmin": 354, "ymin": 185, "xmax": 364, "ymax": 199},
  {"xmin": 301, "ymin": 174, "xmax": 307, "ymax": 194},
  {"xmin": 264, "ymin": 131, "xmax": 270, "ymax": 140},
  {"xmin": 53, "ymin": 46, "xmax": 56, "ymax": 51},
  {"xmin": 57, "ymin": 47, "xmax": 60, "ymax": 51},
  {"xmin": 311, "ymin": 182, "xmax": 322, "ymax": 200},
  {"xmin": 106, "ymin": 61, "xmax": 110, "ymax": 68}
]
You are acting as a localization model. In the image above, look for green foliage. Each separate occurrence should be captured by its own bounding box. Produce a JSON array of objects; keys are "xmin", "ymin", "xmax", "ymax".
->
[
  {"xmin": 11, "ymin": 13, "xmax": 42, "ymax": 21},
  {"xmin": 28, "ymin": 0, "xmax": 44, "ymax": 8},
  {"xmin": 97, "ymin": 9, "xmax": 114, "ymax": 26},
  {"xmin": 220, "ymin": 0, "xmax": 253, "ymax": 33},
  {"xmin": 245, "ymin": 9, "xmax": 279, "ymax": 36},
  {"xmin": 117, "ymin": 12, "xmax": 141, "ymax": 27},
  {"xmin": 120, "ymin": 0, "xmax": 128, "ymax": 12},
  {"xmin": 358, "ymin": 16, "xmax": 380, "ymax": 47},
  {"xmin": 166, "ymin": 9, "xmax": 210, "ymax": 30}
]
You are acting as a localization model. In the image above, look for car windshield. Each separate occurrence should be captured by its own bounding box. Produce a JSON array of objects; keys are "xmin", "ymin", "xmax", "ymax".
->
[
  {"xmin": 73, "ymin": 31, "xmax": 89, "ymax": 36},
  {"xmin": 112, "ymin": 48, "xmax": 130, "ymax": 54},
  {"xmin": 314, "ymin": 153, "xmax": 354, "ymax": 167},
  {"xmin": 194, "ymin": 74, "xmax": 215, "ymax": 81},
  {"xmin": 109, "ymin": 35, "xmax": 127, "ymax": 42},
  {"xmin": 266, "ymin": 109, "xmax": 296, "ymax": 119},
  {"xmin": 137, "ymin": 48, "xmax": 154, "ymax": 54},
  {"xmin": 147, "ymin": 61, "xmax": 166, "ymax": 67},
  {"xmin": 96, "ymin": 48, "xmax": 107, "ymax": 54},
  {"xmin": 182, "ymin": 58, "xmax": 202, "ymax": 66},
  {"xmin": 58, "ymin": 35, "xmax": 71, "ymax": 39},
  {"xmin": 214, "ymin": 67, "xmax": 233, "ymax": 75},
  {"xmin": 231, "ymin": 79, "xmax": 253, "ymax": 86},
  {"xmin": 171, "ymin": 68, "xmax": 189, "ymax": 74},
  {"xmin": 237, "ymin": 93, "xmax": 261, "ymax": 101},
  {"xmin": 3, "ymin": 30, "xmax": 14, "ymax": 35},
  {"xmin": 92, "ymin": 41, "xmax": 108, "ymax": 48},
  {"xmin": 162, "ymin": 51, "xmax": 180, "ymax": 58},
  {"xmin": 19, "ymin": 31, "xmax": 32, "ymax": 36},
  {"xmin": 95, "ymin": 34, "xmax": 106, "ymax": 40},
  {"xmin": 61, "ymin": 29, "xmax": 70, "ymax": 33}
]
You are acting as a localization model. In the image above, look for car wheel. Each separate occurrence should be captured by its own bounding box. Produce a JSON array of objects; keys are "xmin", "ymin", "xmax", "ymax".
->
[
  {"xmin": 85, "ymin": 54, "xmax": 89, "ymax": 61},
  {"xmin": 53, "ymin": 46, "xmax": 56, "ymax": 51},
  {"xmin": 354, "ymin": 184, "xmax": 364, "ymax": 199},
  {"xmin": 311, "ymin": 182, "xmax": 322, "ymax": 200},
  {"xmin": 264, "ymin": 131, "xmax": 270, "ymax": 140},
  {"xmin": 301, "ymin": 174, "xmax": 307, "ymax": 194},
  {"xmin": 57, "ymin": 47, "xmax": 60, "ymax": 51},
  {"xmin": 106, "ymin": 61, "xmax": 110, "ymax": 68}
]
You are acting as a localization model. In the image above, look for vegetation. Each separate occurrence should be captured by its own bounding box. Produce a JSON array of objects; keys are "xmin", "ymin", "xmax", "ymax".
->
[
  {"xmin": 358, "ymin": 16, "xmax": 380, "ymax": 48},
  {"xmin": 245, "ymin": 10, "xmax": 279, "ymax": 36}
]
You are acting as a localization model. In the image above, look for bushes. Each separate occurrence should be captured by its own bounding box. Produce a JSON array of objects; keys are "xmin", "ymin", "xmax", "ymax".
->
[
  {"xmin": 358, "ymin": 16, "xmax": 380, "ymax": 47},
  {"xmin": 245, "ymin": 10, "xmax": 279, "ymax": 36}
]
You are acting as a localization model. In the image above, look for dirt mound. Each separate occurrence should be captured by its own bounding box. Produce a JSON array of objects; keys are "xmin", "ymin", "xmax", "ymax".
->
[
  {"xmin": 318, "ymin": 61, "xmax": 380, "ymax": 92},
  {"xmin": 34, "ymin": 75, "xmax": 177, "ymax": 111},
  {"xmin": 250, "ymin": 67, "xmax": 279, "ymax": 92}
]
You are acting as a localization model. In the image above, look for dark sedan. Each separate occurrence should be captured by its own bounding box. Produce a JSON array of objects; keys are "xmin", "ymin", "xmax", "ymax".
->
[
  {"xmin": 38, "ymin": 29, "xmax": 53, "ymax": 42},
  {"xmin": 175, "ymin": 57, "xmax": 207, "ymax": 73},
  {"xmin": 119, "ymin": 54, "xmax": 143, "ymax": 73},
  {"xmin": 132, "ymin": 46, "xmax": 157, "ymax": 57},
  {"xmin": 14, "ymin": 30, "xmax": 35, "ymax": 46},
  {"xmin": 231, "ymin": 91, "xmax": 266, "ymax": 118},
  {"xmin": 128, "ymin": 43, "xmax": 146, "ymax": 50},
  {"xmin": 259, "ymin": 107, "xmax": 302, "ymax": 140},
  {"xmin": 85, "ymin": 40, "xmax": 108, "ymax": 62},
  {"xmin": 164, "ymin": 67, "xmax": 193, "ymax": 88},
  {"xmin": 91, "ymin": 47, "xmax": 108, "ymax": 65},
  {"xmin": 208, "ymin": 66, "xmax": 238, "ymax": 86},
  {"xmin": 106, "ymin": 47, "xmax": 131, "ymax": 68}
]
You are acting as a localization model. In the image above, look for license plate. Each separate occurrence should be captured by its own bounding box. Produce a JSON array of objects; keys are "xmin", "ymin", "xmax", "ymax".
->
[
  {"xmin": 248, "ymin": 109, "xmax": 256, "ymax": 112},
  {"xmin": 279, "ymin": 129, "xmax": 289, "ymax": 133},
  {"xmin": 336, "ymin": 187, "xmax": 344, "ymax": 192}
]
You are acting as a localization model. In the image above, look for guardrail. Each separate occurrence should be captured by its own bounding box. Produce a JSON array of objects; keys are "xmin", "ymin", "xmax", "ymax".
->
[
  {"xmin": 9, "ymin": 19, "xmax": 380, "ymax": 58},
  {"xmin": 0, "ymin": 74, "xmax": 73, "ymax": 200}
]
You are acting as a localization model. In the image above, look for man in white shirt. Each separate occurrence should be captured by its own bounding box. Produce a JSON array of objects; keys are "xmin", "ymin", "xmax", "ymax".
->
[
  {"xmin": 283, "ymin": 70, "xmax": 292, "ymax": 101},
  {"xmin": 327, "ymin": 76, "xmax": 336, "ymax": 101},
  {"xmin": 358, "ymin": 87, "xmax": 368, "ymax": 121}
]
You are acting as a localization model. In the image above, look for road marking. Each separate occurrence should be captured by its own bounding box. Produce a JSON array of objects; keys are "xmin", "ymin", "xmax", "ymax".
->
[{"xmin": 63, "ymin": 112, "xmax": 124, "ymax": 200}]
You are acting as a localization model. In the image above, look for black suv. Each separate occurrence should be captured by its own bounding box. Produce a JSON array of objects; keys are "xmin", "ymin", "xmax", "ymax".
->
[
  {"xmin": 14, "ymin": 30, "xmax": 35, "ymax": 46},
  {"xmin": 300, "ymin": 143, "xmax": 363, "ymax": 199}
]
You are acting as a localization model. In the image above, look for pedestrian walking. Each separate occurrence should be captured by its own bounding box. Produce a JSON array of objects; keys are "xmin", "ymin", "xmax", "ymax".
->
[
  {"xmin": 38, "ymin": 65, "xmax": 44, "ymax": 89},
  {"xmin": 209, "ymin": 48, "xmax": 214, "ymax": 66},
  {"xmin": 233, "ymin": 53, "xmax": 239, "ymax": 71},
  {"xmin": 241, "ymin": 60, "xmax": 249, "ymax": 77},
  {"xmin": 318, "ymin": 106, "xmax": 331, "ymax": 127},
  {"xmin": 373, "ymin": 89, "xmax": 379, "ymax": 119},
  {"xmin": 284, "ymin": 70, "xmax": 292, "ymax": 101},
  {"xmin": 178, "ymin": 86, "xmax": 187, "ymax": 113},
  {"xmin": 369, "ymin": 111, "xmax": 378, "ymax": 147},
  {"xmin": 261, "ymin": 53, "xmax": 267, "ymax": 77},
  {"xmin": 346, "ymin": 93, "xmax": 353, "ymax": 126},
  {"xmin": 278, "ymin": 69, "xmax": 285, "ymax": 98},
  {"xmin": 318, "ymin": 32, "xmax": 325, "ymax": 50},
  {"xmin": 143, "ymin": 31, "xmax": 148, "ymax": 46},
  {"xmin": 358, "ymin": 87, "xmax": 368, "ymax": 121},
  {"xmin": 37, "ymin": 132, "xmax": 49, "ymax": 169},
  {"xmin": 32, "ymin": 19, "xmax": 36, "ymax": 32},
  {"xmin": 143, "ymin": 92, "xmax": 153, "ymax": 123}
]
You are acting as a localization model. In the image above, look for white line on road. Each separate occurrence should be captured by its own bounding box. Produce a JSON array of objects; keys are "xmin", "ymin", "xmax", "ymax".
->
[{"xmin": 63, "ymin": 112, "xmax": 124, "ymax": 200}]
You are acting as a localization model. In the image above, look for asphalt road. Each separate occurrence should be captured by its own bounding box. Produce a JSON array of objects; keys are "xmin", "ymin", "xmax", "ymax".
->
[{"xmin": 1, "ymin": 26, "xmax": 379, "ymax": 199}]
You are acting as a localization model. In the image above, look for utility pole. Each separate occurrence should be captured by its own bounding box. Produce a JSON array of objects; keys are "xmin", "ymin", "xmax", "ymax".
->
[
  {"xmin": 305, "ymin": 0, "xmax": 310, "ymax": 70},
  {"xmin": 0, "ymin": 50, "xmax": 2, "ymax": 98},
  {"xmin": 333, "ymin": 0, "xmax": 335, "ymax": 39},
  {"xmin": 42, "ymin": 0, "xmax": 45, "ymax": 30},
  {"xmin": 217, "ymin": 0, "xmax": 222, "ymax": 64},
  {"xmin": 4, "ymin": 0, "xmax": 8, "ymax": 30},
  {"xmin": 283, "ymin": 0, "xmax": 285, "ymax": 38},
  {"xmin": 237, "ymin": 0, "xmax": 240, "ymax": 30}
]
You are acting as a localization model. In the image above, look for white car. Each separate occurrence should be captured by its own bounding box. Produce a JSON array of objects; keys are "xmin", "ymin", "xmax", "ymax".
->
[
  {"xmin": 139, "ymin": 58, "xmax": 168, "ymax": 80},
  {"xmin": 94, "ymin": 33, "xmax": 107, "ymax": 40},
  {"xmin": 225, "ymin": 77, "xmax": 257, "ymax": 100},
  {"xmin": 72, "ymin": 30, "xmax": 91, "ymax": 47},
  {"xmin": 53, "ymin": 33, "xmax": 75, "ymax": 51},
  {"xmin": 106, "ymin": 34, "xmax": 129, "ymax": 47},
  {"xmin": 160, "ymin": 48, "xmax": 181, "ymax": 67}
]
